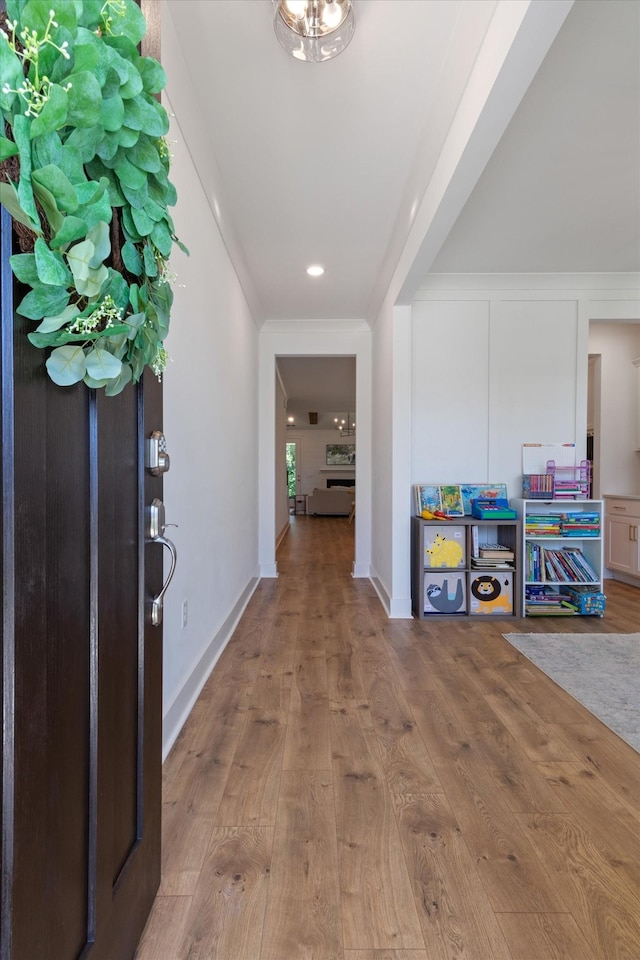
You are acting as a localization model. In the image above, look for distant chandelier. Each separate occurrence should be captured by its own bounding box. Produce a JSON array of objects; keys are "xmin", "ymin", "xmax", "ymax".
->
[
  {"xmin": 334, "ymin": 413, "xmax": 355, "ymax": 437},
  {"xmin": 273, "ymin": 1, "xmax": 355, "ymax": 63}
]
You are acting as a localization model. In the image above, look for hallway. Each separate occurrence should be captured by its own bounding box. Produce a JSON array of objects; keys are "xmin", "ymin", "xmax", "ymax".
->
[{"xmin": 137, "ymin": 516, "xmax": 640, "ymax": 959}]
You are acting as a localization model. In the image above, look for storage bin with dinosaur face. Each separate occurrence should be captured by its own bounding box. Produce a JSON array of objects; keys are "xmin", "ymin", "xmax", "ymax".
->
[
  {"xmin": 423, "ymin": 526, "xmax": 465, "ymax": 568},
  {"xmin": 423, "ymin": 572, "xmax": 466, "ymax": 614}
]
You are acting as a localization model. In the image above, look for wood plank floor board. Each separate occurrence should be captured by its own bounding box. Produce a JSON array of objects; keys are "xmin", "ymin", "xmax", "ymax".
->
[
  {"xmin": 545, "ymin": 721, "xmax": 640, "ymax": 816},
  {"xmin": 535, "ymin": 760, "xmax": 640, "ymax": 888},
  {"xmin": 177, "ymin": 826, "xmax": 273, "ymax": 960},
  {"xmin": 356, "ymin": 678, "xmax": 443, "ymax": 794},
  {"xmin": 163, "ymin": 684, "xmax": 254, "ymax": 814},
  {"xmin": 134, "ymin": 895, "xmax": 193, "ymax": 960},
  {"xmin": 495, "ymin": 911, "xmax": 599, "ymax": 960},
  {"xmin": 406, "ymin": 688, "xmax": 570, "ymax": 914},
  {"xmin": 282, "ymin": 643, "xmax": 332, "ymax": 771},
  {"xmin": 342, "ymin": 953, "xmax": 429, "ymax": 960},
  {"xmin": 330, "ymin": 699, "xmax": 425, "ymax": 951},
  {"xmin": 139, "ymin": 518, "xmax": 640, "ymax": 959},
  {"xmin": 260, "ymin": 771, "xmax": 343, "ymax": 960},
  {"xmin": 392, "ymin": 792, "xmax": 514, "ymax": 960},
  {"xmin": 516, "ymin": 812, "xmax": 640, "ymax": 960},
  {"xmin": 215, "ymin": 668, "xmax": 288, "ymax": 827}
]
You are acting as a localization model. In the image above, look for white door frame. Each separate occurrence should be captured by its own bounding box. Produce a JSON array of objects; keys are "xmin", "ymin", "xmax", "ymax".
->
[{"xmin": 258, "ymin": 321, "xmax": 372, "ymax": 578}]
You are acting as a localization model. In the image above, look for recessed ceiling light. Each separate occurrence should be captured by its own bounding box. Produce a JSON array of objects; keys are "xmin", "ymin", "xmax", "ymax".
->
[{"xmin": 306, "ymin": 264, "xmax": 324, "ymax": 277}]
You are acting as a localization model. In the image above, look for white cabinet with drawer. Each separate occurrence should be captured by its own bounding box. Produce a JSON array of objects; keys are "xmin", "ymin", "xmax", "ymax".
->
[{"xmin": 604, "ymin": 497, "xmax": 640, "ymax": 580}]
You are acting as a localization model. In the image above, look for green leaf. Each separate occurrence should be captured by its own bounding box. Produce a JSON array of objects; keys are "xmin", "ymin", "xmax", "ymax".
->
[
  {"xmin": 32, "ymin": 165, "xmax": 78, "ymax": 213},
  {"xmin": 13, "ymin": 116, "xmax": 41, "ymax": 230},
  {"xmin": 0, "ymin": 138, "xmax": 19, "ymax": 162},
  {"xmin": 104, "ymin": 363, "xmax": 132, "ymax": 396},
  {"xmin": 96, "ymin": 134, "xmax": 120, "ymax": 163},
  {"xmin": 143, "ymin": 242, "xmax": 158, "ymax": 277},
  {"xmin": 120, "ymin": 179, "xmax": 148, "ymax": 210},
  {"xmin": 66, "ymin": 71, "xmax": 102, "ymax": 127},
  {"xmin": 114, "ymin": 152, "xmax": 147, "ymax": 190},
  {"xmin": 121, "ymin": 240, "xmax": 143, "ymax": 276},
  {"xmin": 9, "ymin": 252, "xmax": 38, "ymax": 285},
  {"xmin": 31, "ymin": 179, "xmax": 64, "ymax": 235},
  {"xmin": 116, "ymin": 126, "xmax": 139, "ymax": 148},
  {"xmin": 28, "ymin": 324, "xmax": 130, "ymax": 348},
  {"xmin": 101, "ymin": 94, "xmax": 125, "ymax": 132},
  {"xmin": 118, "ymin": 59, "xmax": 143, "ymax": 99},
  {"xmin": 34, "ymin": 237, "xmax": 73, "ymax": 287},
  {"xmin": 17, "ymin": 285, "xmax": 70, "ymax": 320},
  {"xmin": 131, "ymin": 205, "xmax": 154, "ymax": 237},
  {"xmin": 66, "ymin": 238, "xmax": 94, "ymax": 283},
  {"xmin": 104, "ymin": 1, "xmax": 146, "ymax": 45},
  {"xmin": 137, "ymin": 56, "xmax": 167, "ymax": 95},
  {"xmin": 86, "ymin": 221, "xmax": 111, "ymax": 268},
  {"xmin": 32, "ymin": 131, "xmax": 63, "ymax": 171},
  {"xmin": 45, "ymin": 345, "xmax": 87, "ymax": 386},
  {"xmin": 77, "ymin": 264, "xmax": 108, "ymax": 298},
  {"xmin": 123, "ymin": 95, "xmax": 169, "ymax": 136},
  {"xmin": 123, "ymin": 311, "xmax": 145, "ymax": 340},
  {"xmin": 128, "ymin": 136, "xmax": 162, "ymax": 173},
  {"xmin": 50, "ymin": 216, "xmax": 88, "ymax": 249},
  {"xmin": 35, "ymin": 304, "xmax": 80, "ymax": 334},
  {"xmin": 65, "ymin": 125, "xmax": 103, "ymax": 163},
  {"xmin": 85, "ymin": 346, "xmax": 122, "ymax": 380},
  {"xmin": 0, "ymin": 182, "xmax": 40, "ymax": 232},
  {"xmin": 0, "ymin": 37, "xmax": 23, "ymax": 111},
  {"xmin": 29, "ymin": 84, "xmax": 69, "ymax": 139},
  {"xmin": 151, "ymin": 220, "xmax": 173, "ymax": 258},
  {"xmin": 101, "ymin": 269, "xmax": 130, "ymax": 311}
]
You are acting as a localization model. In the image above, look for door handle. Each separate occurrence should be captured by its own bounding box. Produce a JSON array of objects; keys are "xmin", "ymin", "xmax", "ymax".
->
[{"xmin": 148, "ymin": 498, "xmax": 178, "ymax": 626}]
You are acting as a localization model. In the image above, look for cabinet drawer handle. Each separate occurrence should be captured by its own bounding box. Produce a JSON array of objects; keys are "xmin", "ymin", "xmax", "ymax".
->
[{"xmin": 612, "ymin": 505, "xmax": 627, "ymax": 511}]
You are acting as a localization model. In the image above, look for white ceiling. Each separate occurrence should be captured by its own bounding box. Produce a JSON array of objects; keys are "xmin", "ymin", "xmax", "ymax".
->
[{"xmin": 164, "ymin": 0, "xmax": 639, "ymax": 410}]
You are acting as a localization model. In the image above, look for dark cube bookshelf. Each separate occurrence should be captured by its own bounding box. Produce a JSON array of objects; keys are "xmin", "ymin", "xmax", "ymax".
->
[{"xmin": 411, "ymin": 516, "xmax": 521, "ymax": 620}]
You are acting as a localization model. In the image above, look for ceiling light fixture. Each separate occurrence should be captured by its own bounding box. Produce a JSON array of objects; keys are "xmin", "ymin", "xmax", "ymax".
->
[
  {"xmin": 273, "ymin": 1, "xmax": 355, "ymax": 63},
  {"xmin": 306, "ymin": 264, "xmax": 325, "ymax": 276},
  {"xmin": 334, "ymin": 413, "xmax": 355, "ymax": 437}
]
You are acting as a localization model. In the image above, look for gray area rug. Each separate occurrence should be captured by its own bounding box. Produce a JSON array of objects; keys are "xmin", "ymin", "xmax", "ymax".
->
[{"xmin": 503, "ymin": 633, "xmax": 640, "ymax": 753}]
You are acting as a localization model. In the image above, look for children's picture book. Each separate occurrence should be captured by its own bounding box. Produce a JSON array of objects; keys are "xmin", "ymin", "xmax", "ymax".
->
[
  {"xmin": 414, "ymin": 484, "xmax": 441, "ymax": 516},
  {"xmin": 438, "ymin": 484, "xmax": 465, "ymax": 517},
  {"xmin": 460, "ymin": 483, "xmax": 508, "ymax": 515}
]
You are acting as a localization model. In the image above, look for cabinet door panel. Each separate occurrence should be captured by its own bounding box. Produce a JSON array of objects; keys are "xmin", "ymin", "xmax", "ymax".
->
[{"xmin": 605, "ymin": 516, "xmax": 635, "ymax": 574}]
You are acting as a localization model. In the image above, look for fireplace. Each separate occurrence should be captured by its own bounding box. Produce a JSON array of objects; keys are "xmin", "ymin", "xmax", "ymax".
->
[{"xmin": 326, "ymin": 478, "xmax": 355, "ymax": 488}]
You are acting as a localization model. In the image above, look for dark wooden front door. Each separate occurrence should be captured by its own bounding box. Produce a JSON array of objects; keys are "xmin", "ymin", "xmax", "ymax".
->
[{"xmin": 1, "ymin": 205, "xmax": 164, "ymax": 959}]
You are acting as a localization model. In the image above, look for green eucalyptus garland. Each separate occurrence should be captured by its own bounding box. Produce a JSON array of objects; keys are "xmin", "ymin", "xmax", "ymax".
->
[{"xmin": 0, "ymin": 0, "xmax": 186, "ymax": 394}]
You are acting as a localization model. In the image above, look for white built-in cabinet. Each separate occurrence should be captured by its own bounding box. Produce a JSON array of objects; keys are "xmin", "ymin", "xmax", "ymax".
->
[{"xmin": 604, "ymin": 496, "xmax": 640, "ymax": 581}]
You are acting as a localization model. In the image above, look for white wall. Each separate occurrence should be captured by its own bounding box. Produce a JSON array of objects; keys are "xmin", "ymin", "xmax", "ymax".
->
[
  {"xmin": 160, "ymin": 44, "xmax": 260, "ymax": 759},
  {"xmin": 289, "ymin": 429, "xmax": 356, "ymax": 495},
  {"xmin": 588, "ymin": 322, "xmax": 640, "ymax": 496}
]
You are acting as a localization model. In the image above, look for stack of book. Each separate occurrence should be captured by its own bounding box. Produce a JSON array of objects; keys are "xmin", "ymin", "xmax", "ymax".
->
[
  {"xmin": 471, "ymin": 543, "xmax": 515, "ymax": 569},
  {"xmin": 559, "ymin": 511, "xmax": 600, "ymax": 536},
  {"xmin": 525, "ymin": 514, "xmax": 562, "ymax": 536},
  {"xmin": 524, "ymin": 585, "xmax": 579, "ymax": 615}
]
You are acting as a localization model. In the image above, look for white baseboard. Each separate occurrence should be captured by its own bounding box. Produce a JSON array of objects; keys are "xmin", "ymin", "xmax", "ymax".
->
[
  {"xmin": 352, "ymin": 561, "xmax": 370, "ymax": 578},
  {"xmin": 370, "ymin": 571, "xmax": 413, "ymax": 619},
  {"xmin": 162, "ymin": 575, "xmax": 260, "ymax": 761}
]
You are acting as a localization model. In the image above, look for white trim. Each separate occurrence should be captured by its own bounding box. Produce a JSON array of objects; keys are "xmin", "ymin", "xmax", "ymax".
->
[
  {"xmin": 352, "ymin": 561, "xmax": 371, "ymax": 579},
  {"xmin": 162, "ymin": 575, "xmax": 260, "ymax": 760}
]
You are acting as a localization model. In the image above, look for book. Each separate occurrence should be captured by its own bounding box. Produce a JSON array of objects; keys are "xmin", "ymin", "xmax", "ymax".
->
[{"xmin": 479, "ymin": 544, "xmax": 514, "ymax": 559}]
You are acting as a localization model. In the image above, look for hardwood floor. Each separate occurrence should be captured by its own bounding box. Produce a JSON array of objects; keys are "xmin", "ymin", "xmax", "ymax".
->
[{"xmin": 137, "ymin": 516, "xmax": 640, "ymax": 960}]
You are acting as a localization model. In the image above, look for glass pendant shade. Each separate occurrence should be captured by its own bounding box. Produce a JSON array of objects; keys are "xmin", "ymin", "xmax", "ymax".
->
[{"xmin": 273, "ymin": 0, "xmax": 355, "ymax": 62}]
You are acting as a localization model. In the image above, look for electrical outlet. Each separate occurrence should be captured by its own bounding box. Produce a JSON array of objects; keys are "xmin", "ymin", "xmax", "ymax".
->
[{"xmin": 182, "ymin": 599, "xmax": 188, "ymax": 628}]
